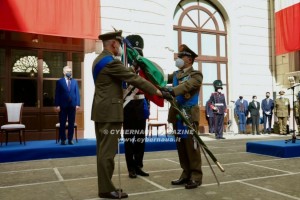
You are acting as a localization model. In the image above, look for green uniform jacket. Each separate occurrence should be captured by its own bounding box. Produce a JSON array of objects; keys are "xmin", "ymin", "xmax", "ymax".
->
[
  {"xmin": 294, "ymin": 101, "xmax": 300, "ymax": 117},
  {"xmin": 274, "ymin": 98, "xmax": 290, "ymax": 117},
  {"xmin": 91, "ymin": 50, "xmax": 157, "ymax": 122},
  {"xmin": 167, "ymin": 67, "xmax": 203, "ymax": 124}
]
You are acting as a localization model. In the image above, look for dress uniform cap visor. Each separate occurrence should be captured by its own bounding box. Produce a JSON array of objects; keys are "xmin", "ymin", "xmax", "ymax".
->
[
  {"xmin": 178, "ymin": 44, "xmax": 198, "ymax": 59},
  {"xmin": 98, "ymin": 30, "xmax": 123, "ymax": 43}
]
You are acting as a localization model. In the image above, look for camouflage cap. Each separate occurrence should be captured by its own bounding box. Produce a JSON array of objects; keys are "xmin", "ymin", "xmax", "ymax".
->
[{"xmin": 279, "ymin": 90, "xmax": 285, "ymax": 95}]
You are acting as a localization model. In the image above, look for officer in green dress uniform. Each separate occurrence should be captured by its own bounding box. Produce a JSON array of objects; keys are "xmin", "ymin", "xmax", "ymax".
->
[
  {"xmin": 294, "ymin": 92, "xmax": 300, "ymax": 134},
  {"xmin": 274, "ymin": 90, "xmax": 290, "ymax": 135},
  {"xmin": 162, "ymin": 44, "xmax": 203, "ymax": 189},
  {"xmin": 91, "ymin": 30, "xmax": 169, "ymax": 199}
]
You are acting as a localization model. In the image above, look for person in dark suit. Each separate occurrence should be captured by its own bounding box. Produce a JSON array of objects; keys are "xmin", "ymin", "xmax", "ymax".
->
[
  {"xmin": 91, "ymin": 30, "xmax": 169, "ymax": 199},
  {"xmin": 55, "ymin": 66, "xmax": 80, "ymax": 145},
  {"xmin": 123, "ymin": 35, "xmax": 150, "ymax": 179},
  {"xmin": 261, "ymin": 92, "xmax": 274, "ymax": 134},
  {"xmin": 205, "ymin": 100, "xmax": 214, "ymax": 133},
  {"xmin": 208, "ymin": 80, "xmax": 227, "ymax": 139},
  {"xmin": 235, "ymin": 96, "xmax": 248, "ymax": 134},
  {"xmin": 163, "ymin": 44, "xmax": 203, "ymax": 189},
  {"xmin": 248, "ymin": 95, "xmax": 261, "ymax": 135}
]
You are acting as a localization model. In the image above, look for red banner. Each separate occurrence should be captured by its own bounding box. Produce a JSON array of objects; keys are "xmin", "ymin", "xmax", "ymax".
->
[
  {"xmin": 0, "ymin": 0, "xmax": 99, "ymax": 39},
  {"xmin": 275, "ymin": 2, "xmax": 300, "ymax": 55}
]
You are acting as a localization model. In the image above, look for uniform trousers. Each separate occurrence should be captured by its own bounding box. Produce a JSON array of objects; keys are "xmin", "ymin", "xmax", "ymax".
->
[
  {"xmin": 208, "ymin": 117, "xmax": 215, "ymax": 133},
  {"xmin": 123, "ymin": 117, "xmax": 146, "ymax": 172},
  {"xmin": 295, "ymin": 117, "xmax": 300, "ymax": 133},
  {"xmin": 174, "ymin": 124, "xmax": 203, "ymax": 182},
  {"xmin": 214, "ymin": 113, "xmax": 224, "ymax": 138},
  {"xmin": 94, "ymin": 122, "xmax": 122, "ymax": 194},
  {"xmin": 278, "ymin": 117, "xmax": 288, "ymax": 134}
]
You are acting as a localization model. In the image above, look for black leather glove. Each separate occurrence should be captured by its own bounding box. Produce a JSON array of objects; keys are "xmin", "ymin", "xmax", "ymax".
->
[
  {"xmin": 161, "ymin": 90, "xmax": 173, "ymax": 101},
  {"xmin": 161, "ymin": 87, "xmax": 175, "ymax": 96}
]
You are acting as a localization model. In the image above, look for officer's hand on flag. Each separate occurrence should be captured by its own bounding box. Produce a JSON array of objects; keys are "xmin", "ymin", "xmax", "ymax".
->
[
  {"xmin": 161, "ymin": 87, "xmax": 175, "ymax": 97},
  {"xmin": 161, "ymin": 90, "xmax": 173, "ymax": 101}
]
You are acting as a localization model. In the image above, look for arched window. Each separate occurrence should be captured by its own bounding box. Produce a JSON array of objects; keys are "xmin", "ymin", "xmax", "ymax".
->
[{"xmin": 173, "ymin": 0, "xmax": 228, "ymax": 106}]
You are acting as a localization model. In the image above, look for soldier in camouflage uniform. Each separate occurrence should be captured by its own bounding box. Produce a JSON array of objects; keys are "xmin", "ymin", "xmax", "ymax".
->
[
  {"xmin": 274, "ymin": 90, "xmax": 290, "ymax": 135},
  {"xmin": 294, "ymin": 92, "xmax": 300, "ymax": 134}
]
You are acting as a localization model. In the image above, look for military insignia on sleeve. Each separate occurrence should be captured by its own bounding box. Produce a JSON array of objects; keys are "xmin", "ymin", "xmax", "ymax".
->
[{"xmin": 184, "ymin": 93, "xmax": 191, "ymax": 99}]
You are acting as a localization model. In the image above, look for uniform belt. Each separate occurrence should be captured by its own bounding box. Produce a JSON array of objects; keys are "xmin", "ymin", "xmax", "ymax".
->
[
  {"xmin": 125, "ymin": 94, "xmax": 145, "ymax": 101},
  {"xmin": 215, "ymin": 103, "xmax": 224, "ymax": 106}
]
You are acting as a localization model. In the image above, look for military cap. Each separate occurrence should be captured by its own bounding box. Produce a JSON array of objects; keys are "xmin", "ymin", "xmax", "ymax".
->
[
  {"xmin": 279, "ymin": 90, "xmax": 285, "ymax": 95},
  {"xmin": 178, "ymin": 44, "xmax": 198, "ymax": 59},
  {"xmin": 98, "ymin": 30, "xmax": 123, "ymax": 43},
  {"xmin": 213, "ymin": 80, "xmax": 223, "ymax": 89},
  {"xmin": 126, "ymin": 35, "xmax": 144, "ymax": 56}
]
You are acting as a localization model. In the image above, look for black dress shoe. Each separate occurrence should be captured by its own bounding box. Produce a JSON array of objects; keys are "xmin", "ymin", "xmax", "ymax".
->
[
  {"xmin": 68, "ymin": 140, "xmax": 74, "ymax": 145},
  {"xmin": 99, "ymin": 191, "xmax": 128, "ymax": 199},
  {"xmin": 171, "ymin": 178, "xmax": 189, "ymax": 185},
  {"xmin": 128, "ymin": 171, "xmax": 137, "ymax": 178},
  {"xmin": 185, "ymin": 180, "xmax": 201, "ymax": 189},
  {"xmin": 220, "ymin": 137, "xmax": 226, "ymax": 139},
  {"xmin": 136, "ymin": 167, "xmax": 149, "ymax": 176},
  {"xmin": 61, "ymin": 140, "xmax": 66, "ymax": 145}
]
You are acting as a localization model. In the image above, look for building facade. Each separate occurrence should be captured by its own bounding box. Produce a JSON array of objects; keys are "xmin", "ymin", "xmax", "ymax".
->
[{"xmin": 1, "ymin": 0, "xmax": 299, "ymax": 140}]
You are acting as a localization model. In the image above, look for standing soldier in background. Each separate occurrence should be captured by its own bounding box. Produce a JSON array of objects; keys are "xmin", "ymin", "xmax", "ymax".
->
[
  {"xmin": 261, "ymin": 92, "xmax": 274, "ymax": 134},
  {"xmin": 208, "ymin": 80, "xmax": 227, "ymax": 139},
  {"xmin": 274, "ymin": 90, "xmax": 290, "ymax": 135},
  {"xmin": 293, "ymin": 92, "xmax": 300, "ymax": 135},
  {"xmin": 205, "ymin": 100, "xmax": 215, "ymax": 133}
]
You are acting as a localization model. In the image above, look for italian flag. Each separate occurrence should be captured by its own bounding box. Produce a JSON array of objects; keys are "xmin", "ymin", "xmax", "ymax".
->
[
  {"xmin": 275, "ymin": 0, "xmax": 300, "ymax": 55},
  {"xmin": 124, "ymin": 38, "xmax": 166, "ymax": 107}
]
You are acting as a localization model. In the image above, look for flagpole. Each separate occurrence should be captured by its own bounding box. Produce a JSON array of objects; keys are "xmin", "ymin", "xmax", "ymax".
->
[{"xmin": 168, "ymin": 97, "xmax": 225, "ymax": 173}]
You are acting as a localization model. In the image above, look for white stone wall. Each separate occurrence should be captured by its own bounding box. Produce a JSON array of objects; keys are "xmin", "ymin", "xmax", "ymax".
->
[{"xmin": 83, "ymin": 0, "xmax": 274, "ymax": 137}]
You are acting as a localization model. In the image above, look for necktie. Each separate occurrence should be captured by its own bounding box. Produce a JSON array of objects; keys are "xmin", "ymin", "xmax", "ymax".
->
[{"xmin": 67, "ymin": 79, "xmax": 71, "ymax": 91}]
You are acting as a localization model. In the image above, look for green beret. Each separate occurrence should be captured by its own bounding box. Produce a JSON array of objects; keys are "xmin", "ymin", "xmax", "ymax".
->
[
  {"xmin": 178, "ymin": 44, "xmax": 198, "ymax": 59},
  {"xmin": 98, "ymin": 30, "xmax": 123, "ymax": 43}
]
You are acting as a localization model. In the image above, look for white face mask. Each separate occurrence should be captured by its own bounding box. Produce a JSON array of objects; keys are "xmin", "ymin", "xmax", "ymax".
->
[
  {"xmin": 217, "ymin": 88, "xmax": 222, "ymax": 93},
  {"xmin": 175, "ymin": 58, "xmax": 185, "ymax": 69},
  {"xmin": 117, "ymin": 46, "xmax": 123, "ymax": 56}
]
